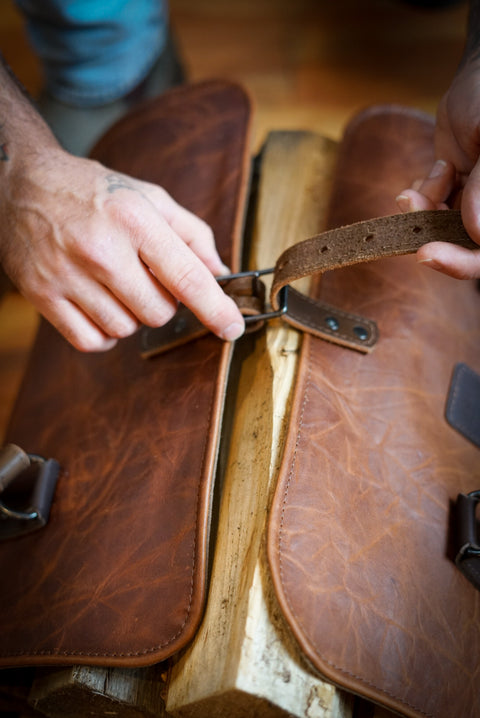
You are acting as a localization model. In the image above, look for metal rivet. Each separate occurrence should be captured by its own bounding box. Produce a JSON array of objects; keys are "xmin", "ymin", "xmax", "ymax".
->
[
  {"xmin": 325, "ymin": 317, "xmax": 339, "ymax": 331},
  {"xmin": 353, "ymin": 325, "xmax": 369, "ymax": 341}
]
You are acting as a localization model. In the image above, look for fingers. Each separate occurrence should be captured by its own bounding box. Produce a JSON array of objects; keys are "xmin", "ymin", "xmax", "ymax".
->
[
  {"xmin": 101, "ymin": 180, "xmax": 245, "ymax": 341},
  {"xmin": 136, "ymin": 220, "xmax": 245, "ymax": 341},
  {"xmin": 73, "ymin": 198, "xmax": 245, "ymax": 342},
  {"xmin": 417, "ymin": 242, "xmax": 480, "ymax": 280},
  {"xmin": 395, "ymin": 157, "xmax": 480, "ymax": 279},
  {"xmin": 76, "ymin": 247, "xmax": 180, "ymax": 330},
  {"xmin": 43, "ymin": 227, "xmax": 244, "ymax": 349},
  {"xmin": 459, "ymin": 158, "xmax": 480, "ymax": 244},
  {"xmin": 36, "ymin": 295, "xmax": 119, "ymax": 353},
  {"xmin": 60, "ymin": 210, "xmax": 244, "ymax": 346},
  {"xmin": 146, "ymin": 188, "xmax": 231, "ymax": 276},
  {"xmin": 4, "ymin": 154, "xmax": 245, "ymax": 352},
  {"xmin": 396, "ymin": 159, "xmax": 456, "ymax": 212},
  {"xmin": 26, "ymin": 260, "xmax": 180, "ymax": 352}
]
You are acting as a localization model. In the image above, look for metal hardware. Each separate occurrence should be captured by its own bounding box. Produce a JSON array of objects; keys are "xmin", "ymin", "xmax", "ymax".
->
[
  {"xmin": 325, "ymin": 317, "xmax": 340, "ymax": 332},
  {"xmin": 0, "ymin": 444, "xmax": 60, "ymax": 540},
  {"xmin": 455, "ymin": 490, "xmax": 480, "ymax": 558},
  {"xmin": 141, "ymin": 267, "xmax": 289, "ymax": 358},
  {"xmin": 216, "ymin": 268, "xmax": 288, "ymax": 323},
  {"xmin": 353, "ymin": 326, "xmax": 369, "ymax": 342}
]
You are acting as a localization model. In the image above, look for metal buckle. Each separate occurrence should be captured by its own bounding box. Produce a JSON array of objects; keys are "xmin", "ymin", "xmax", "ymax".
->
[
  {"xmin": 216, "ymin": 268, "xmax": 289, "ymax": 323},
  {"xmin": 141, "ymin": 268, "xmax": 289, "ymax": 358},
  {"xmin": 0, "ymin": 444, "xmax": 60, "ymax": 540}
]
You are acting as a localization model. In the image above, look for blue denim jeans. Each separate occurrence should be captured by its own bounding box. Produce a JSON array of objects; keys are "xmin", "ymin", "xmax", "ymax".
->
[{"xmin": 15, "ymin": 0, "xmax": 168, "ymax": 106}]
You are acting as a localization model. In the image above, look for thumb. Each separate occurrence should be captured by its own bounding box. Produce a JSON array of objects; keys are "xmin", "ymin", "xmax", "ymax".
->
[
  {"xmin": 460, "ymin": 157, "xmax": 480, "ymax": 247},
  {"xmin": 416, "ymin": 242, "xmax": 480, "ymax": 280},
  {"xmin": 416, "ymin": 156, "xmax": 480, "ymax": 280}
]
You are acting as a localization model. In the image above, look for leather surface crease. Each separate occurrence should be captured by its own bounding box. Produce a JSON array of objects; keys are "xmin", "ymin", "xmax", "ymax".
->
[
  {"xmin": 267, "ymin": 106, "xmax": 480, "ymax": 718},
  {"xmin": 0, "ymin": 80, "xmax": 251, "ymax": 667}
]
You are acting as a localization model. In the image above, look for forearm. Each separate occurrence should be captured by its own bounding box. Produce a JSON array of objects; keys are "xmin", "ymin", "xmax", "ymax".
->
[
  {"xmin": 395, "ymin": 0, "xmax": 480, "ymax": 279},
  {"xmin": 0, "ymin": 54, "xmax": 59, "ymax": 169}
]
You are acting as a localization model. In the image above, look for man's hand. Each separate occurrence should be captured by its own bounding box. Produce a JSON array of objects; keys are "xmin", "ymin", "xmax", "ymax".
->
[
  {"xmin": 0, "ymin": 55, "xmax": 245, "ymax": 352},
  {"xmin": 396, "ymin": 156, "xmax": 480, "ymax": 279},
  {"xmin": 0, "ymin": 148, "xmax": 245, "ymax": 351},
  {"xmin": 396, "ymin": 2, "xmax": 480, "ymax": 279}
]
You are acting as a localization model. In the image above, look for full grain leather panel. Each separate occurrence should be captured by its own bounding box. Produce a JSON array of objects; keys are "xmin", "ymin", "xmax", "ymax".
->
[
  {"xmin": 0, "ymin": 81, "xmax": 251, "ymax": 666},
  {"xmin": 268, "ymin": 106, "xmax": 480, "ymax": 718}
]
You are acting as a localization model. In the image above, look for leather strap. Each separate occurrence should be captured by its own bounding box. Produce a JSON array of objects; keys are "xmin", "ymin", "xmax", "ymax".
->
[
  {"xmin": 271, "ymin": 209, "xmax": 478, "ymax": 352},
  {"xmin": 141, "ymin": 274, "xmax": 266, "ymax": 357},
  {"xmin": 445, "ymin": 362, "xmax": 480, "ymax": 448},
  {"xmin": 0, "ymin": 444, "xmax": 30, "ymax": 492},
  {"xmin": 143, "ymin": 208, "xmax": 477, "ymax": 356}
]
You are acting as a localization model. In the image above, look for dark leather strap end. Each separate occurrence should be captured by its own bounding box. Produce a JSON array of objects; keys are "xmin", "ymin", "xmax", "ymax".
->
[
  {"xmin": 453, "ymin": 491, "xmax": 480, "ymax": 591},
  {"xmin": 446, "ymin": 363, "xmax": 480, "ymax": 449}
]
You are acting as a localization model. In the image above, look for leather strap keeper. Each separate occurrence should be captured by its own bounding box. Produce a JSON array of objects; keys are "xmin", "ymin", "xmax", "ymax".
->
[{"xmin": 453, "ymin": 491, "xmax": 480, "ymax": 591}]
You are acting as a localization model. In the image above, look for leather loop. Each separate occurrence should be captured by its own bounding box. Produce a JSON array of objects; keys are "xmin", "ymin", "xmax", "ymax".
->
[
  {"xmin": 270, "ymin": 209, "xmax": 477, "ymax": 352},
  {"xmin": 453, "ymin": 491, "xmax": 480, "ymax": 591},
  {"xmin": 0, "ymin": 445, "xmax": 60, "ymax": 540},
  {"xmin": 220, "ymin": 275, "xmax": 267, "ymax": 333},
  {"xmin": 0, "ymin": 444, "xmax": 30, "ymax": 492},
  {"xmin": 141, "ymin": 273, "xmax": 268, "ymax": 358}
]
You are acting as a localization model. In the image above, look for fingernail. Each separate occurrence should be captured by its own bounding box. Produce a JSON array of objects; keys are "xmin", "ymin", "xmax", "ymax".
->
[
  {"xmin": 417, "ymin": 257, "xmax": 442, "ymax": 270},
  {"xmin": 428, "ymin": 159, "xmax": 447, "ymax": 179},
  {"xmin": 219, "ymin": 263, "xmax": 231, "ymax": 275},
  {"xmin": 221, "ymin": 321, "xmax": 245, "ymax": 341},
  {"xmin": 396, "ymin": 194, "xmax": 412, "ymax": 212}
]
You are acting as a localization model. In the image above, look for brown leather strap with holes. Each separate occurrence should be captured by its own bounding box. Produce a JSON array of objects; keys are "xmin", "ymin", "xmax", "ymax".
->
[
  {"xmin": 143, "ymin": 208, "xmax": 478, "ymax": 357},
  {"xmin": 270, "ymin": 209, "xmax": 477, "ymax": 352}
]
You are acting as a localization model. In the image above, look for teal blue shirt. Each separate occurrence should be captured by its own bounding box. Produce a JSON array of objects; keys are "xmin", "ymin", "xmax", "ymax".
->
[{"xmin": 15, "ymin": 0, "xmax": 168, "ymax": 106}]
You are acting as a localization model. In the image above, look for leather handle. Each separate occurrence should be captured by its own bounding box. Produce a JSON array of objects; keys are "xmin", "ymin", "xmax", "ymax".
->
[{"xmin": 271, "ymin": 210, "xmax": 478, "ymax": 352}]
